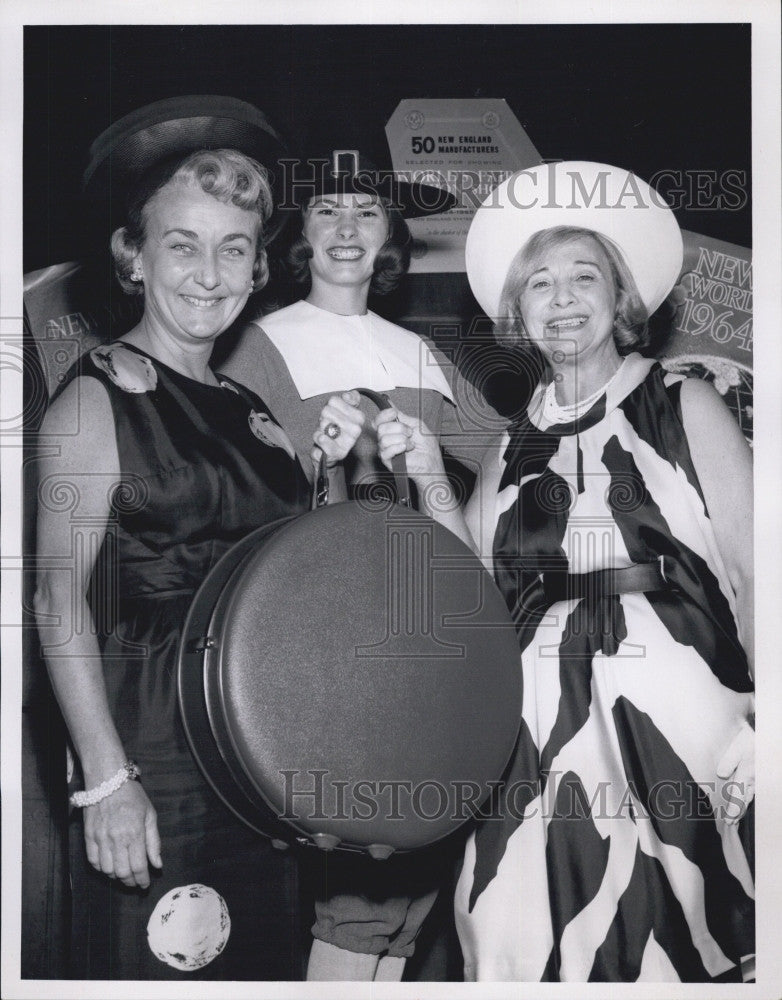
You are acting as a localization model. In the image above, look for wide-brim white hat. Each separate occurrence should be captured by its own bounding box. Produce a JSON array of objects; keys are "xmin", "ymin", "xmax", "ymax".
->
[{"xmin": 465, "ymin": 160, "xmax": 683, "ymax": 319}]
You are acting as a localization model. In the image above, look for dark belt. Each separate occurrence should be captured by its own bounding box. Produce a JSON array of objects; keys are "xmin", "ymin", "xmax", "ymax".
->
[{"xmin": 541, "ymin": 558, "xmax": 668, "ymax": 605}]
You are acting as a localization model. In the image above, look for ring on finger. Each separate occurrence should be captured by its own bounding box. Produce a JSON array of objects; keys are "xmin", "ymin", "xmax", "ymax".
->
[{"xmin": 324, "ymin": 422, "xmax": 341, "ymax": 440}]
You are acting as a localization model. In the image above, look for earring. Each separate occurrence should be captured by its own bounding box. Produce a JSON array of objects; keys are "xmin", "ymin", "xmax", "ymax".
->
[{"xmin": 130, "ymin": 268, "xmax": 142, "ymax": 283}]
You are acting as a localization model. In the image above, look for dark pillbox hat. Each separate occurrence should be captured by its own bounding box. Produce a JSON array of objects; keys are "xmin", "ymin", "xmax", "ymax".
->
[{"xmin": 83, "ymin": 94, "xmax": 289, "ymax": 198}]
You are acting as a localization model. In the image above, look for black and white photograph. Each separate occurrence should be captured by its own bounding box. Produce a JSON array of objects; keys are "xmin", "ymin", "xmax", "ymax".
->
[{"xmin": 1, "ymin": 2, "xmax": 781, "ymax": 997}]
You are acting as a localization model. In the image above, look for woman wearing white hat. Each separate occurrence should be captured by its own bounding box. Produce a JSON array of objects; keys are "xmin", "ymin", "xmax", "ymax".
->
[{"xmin": 376, "ymin": 161, "xmax": 754, "ymax": 982}]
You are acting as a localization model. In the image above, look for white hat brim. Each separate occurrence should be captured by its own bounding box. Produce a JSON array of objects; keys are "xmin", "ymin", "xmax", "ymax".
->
[{"xmin": 465, "ymin": 161, "xmax": 683, "ymax": 320}]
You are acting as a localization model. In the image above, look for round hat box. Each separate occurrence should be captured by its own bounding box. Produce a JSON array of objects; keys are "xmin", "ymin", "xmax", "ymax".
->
[{"xmin": 178, "ymin": 482, "xmax": 521, "ymax": 858}]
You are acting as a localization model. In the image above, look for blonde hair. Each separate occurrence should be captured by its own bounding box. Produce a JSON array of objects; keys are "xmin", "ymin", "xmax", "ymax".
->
[{"xmin": 111, "ymin": 149, "xmax": 273, "ymax": 295}]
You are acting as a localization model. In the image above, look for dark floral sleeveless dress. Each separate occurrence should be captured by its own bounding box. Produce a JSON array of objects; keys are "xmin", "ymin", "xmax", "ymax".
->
[
  {"xmin": 454, "ymin": 354, "xmax": 755, "ymax": 982},
  {"xmin": 63, "ymin": 342, "xmax": 311, "ymax": 980}
]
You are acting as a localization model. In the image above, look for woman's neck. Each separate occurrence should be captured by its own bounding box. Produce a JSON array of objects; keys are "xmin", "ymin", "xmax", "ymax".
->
[
  {"xmin": 122, "ymin": 319, "xmax": 218, "ymax": 384},
  {"xmin": 549, "ymin": 345, "xmax": 624, "ymax": 406},
  {"xmin": 306, "ymin": 280, "xmax": 370, "ymax": 317}
]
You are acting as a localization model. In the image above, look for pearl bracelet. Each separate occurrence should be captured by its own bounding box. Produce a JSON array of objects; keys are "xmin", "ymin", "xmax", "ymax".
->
[{"xmin": 69, "ymin": 761, "xmax": 141, "ymax": 808}]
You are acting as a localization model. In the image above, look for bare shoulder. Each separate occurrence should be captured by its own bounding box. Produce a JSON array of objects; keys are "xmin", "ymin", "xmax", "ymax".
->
[
  {"xmin": 679, "ymin": 374, "xmax": 729, "ymax": 410},
  {"xmin": 40, "ymin": 375, "xmax": 117, "ymax": 473},
  {"xmin": 678, "ymin": 375, "xmax": 752, "ymax": 549},
  {"xmin": 678, "ymin": 376, "xmax": 751, "ymax": 457},
  {"xmin": 43, "ymin": 373, "xmax": 110, "ymax": 424}
]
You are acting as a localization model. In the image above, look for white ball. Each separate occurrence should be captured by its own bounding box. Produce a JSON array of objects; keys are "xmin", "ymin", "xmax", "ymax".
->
[{"xmin": 147, "ymin": 883, "xmax": 231, "ymax": 971}]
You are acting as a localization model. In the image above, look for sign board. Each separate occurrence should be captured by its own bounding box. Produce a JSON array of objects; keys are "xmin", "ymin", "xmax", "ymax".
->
[
  {"xmin": 662, "ymin": 231, "xmax": 753, "ymax": 443},
  {"xmin": 386, "ymin": 99, "xmax": 542, "ymax": 272}
]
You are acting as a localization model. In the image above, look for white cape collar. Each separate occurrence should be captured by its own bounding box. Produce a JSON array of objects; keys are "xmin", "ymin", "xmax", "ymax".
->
[{"xmin": 257, "ymin": 300, "xmax": 454, "ymax": 402}]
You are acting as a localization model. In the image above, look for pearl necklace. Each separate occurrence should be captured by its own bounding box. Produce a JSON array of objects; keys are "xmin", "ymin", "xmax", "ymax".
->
[{"xmin": 542, "ymin": 360, "xmax": 626, "ymax": 425}]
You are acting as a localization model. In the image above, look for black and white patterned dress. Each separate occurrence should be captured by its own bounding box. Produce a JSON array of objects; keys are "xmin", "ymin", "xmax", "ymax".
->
[{"xmin": 454, "ymin": 353, "xmax": 754, "ymax": 982}]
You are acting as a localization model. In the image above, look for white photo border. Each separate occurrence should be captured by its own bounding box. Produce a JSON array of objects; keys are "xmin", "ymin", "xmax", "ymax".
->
[{"xmin": 2, "ymin": 2, "xmax": 780, "ymax": 998}]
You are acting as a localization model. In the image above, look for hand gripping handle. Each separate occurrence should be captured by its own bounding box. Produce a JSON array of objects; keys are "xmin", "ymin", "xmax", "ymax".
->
[{"xmin": 315, "ymin": 388, "xmax": 412, "ymax": 509}]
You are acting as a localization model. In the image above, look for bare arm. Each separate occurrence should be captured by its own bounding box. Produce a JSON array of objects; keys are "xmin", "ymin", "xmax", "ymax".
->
[
  {"xmin": 679, "ymin": 377, "xmax": 754, "ymax": 678},
  {"xmin": 463, "ymin": 439, "xmax": 504, "ymax": 572},
  {"xmin": 680, "ymin": 377, "xmax": 755, "ymax": 823},
  {"xmin": 34, "ymin": 377, "xmax": 161, "ymax": 886}
]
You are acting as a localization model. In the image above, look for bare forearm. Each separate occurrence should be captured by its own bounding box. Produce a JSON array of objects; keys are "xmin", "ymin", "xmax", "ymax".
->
[
  {"xmin": 414, "ymin": 473, "xmax": 476, "ymax": 552},
  {"xmin": 35, "ymin": 584, "xmax": 128, "ymax": 784},
  {"xmin": 36, "ymin": 580, "xmax": 162, "ymax": 887}
]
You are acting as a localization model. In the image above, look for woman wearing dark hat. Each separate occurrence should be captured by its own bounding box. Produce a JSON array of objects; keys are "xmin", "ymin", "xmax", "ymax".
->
[
  {"xmin": 221, "ymin": 149, "xmax": 495, "ymax": 492},
  {"xmin": 376, "ymin": 162, "xmax": 755, "ymax": 982},
  {"xmin": 33, "ymin": 97, "xmax": 365, "ymax": 980}
]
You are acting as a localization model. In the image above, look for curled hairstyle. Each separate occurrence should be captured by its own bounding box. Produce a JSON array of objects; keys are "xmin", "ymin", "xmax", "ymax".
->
[
  {"xmin": 495, "ymin": 226, "xmax": 650, "ymax": 355},
  {"xmin": 286, "ymin": 201, "xmax": 412, "ymax": 296},
  {"xmin": 111, "ymin": 149, "xmax": 275, "ymax": 295}
]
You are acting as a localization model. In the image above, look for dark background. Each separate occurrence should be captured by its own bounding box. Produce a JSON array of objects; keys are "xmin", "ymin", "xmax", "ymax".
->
[{"xmin": 24, "ymin": 22, "xmax": 751, "ymax": 273}]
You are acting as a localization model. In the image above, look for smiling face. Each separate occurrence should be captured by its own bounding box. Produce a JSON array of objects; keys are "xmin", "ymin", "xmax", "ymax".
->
[
  {"xmin": 302, "ymin": 193, "xmax": 390, "ymax": 296},
  {"xmin": 133, "ymin": 178, "xmax": 260, "ymax": 345},
  {"xmin": 517, "ymin": 234, "xmax": 618, "ymax": 364}
]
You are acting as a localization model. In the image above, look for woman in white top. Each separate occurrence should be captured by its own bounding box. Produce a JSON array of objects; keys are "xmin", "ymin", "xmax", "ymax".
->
[
  {"xmin": 221, "ymin": 149, "xmax": 497, "ymax": 495},
  {"xmin": 222, "ymin": 150, "xmax": 485, "ymax": 981}
]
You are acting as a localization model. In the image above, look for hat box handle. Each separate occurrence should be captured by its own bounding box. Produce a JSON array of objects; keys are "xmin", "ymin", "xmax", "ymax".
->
[{"xmin": 315, "ymin": 388, "xmax": 412, "ymax": 509}]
